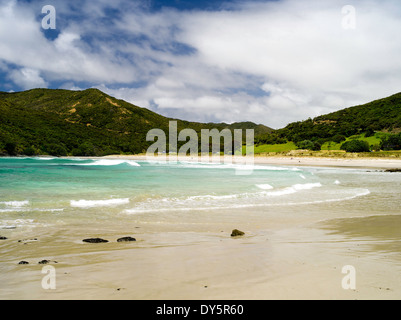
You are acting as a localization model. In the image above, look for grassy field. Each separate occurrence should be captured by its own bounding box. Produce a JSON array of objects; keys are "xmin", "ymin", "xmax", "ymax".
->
[
  {"xmin": 254, "ymin": 142, "xmax": 297, "ymax": 153},
  {"xmin": 253, "ymin": 149, "xmax": 401, "ymax": 158},
  {"xmin": 321, "ymin": 133, "xmax": 387, "ymax": 151},
  {"xmin": 252, "ymin": 132, "xmax": 401, "ymax": 157}
]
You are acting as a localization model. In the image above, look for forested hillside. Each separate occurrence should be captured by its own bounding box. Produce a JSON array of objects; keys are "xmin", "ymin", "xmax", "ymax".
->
[{"xmin": 0, "ymin": 88, "xmax": 272, "ymax": 156}]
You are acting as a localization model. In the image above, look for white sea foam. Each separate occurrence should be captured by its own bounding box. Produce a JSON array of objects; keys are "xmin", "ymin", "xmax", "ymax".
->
[
  {"xmin": 292, "ymin": 183, "xmax": 322, "ymax": 190},
  {"xmin": 124, "ymin": 188, "xmax": 371, "ymax": 214},
  {"xmin": 262, "ymin": 183, "xmax": 322, "ymax": 197},
  {"xmin": 255, "ymin": 184, "xmax": 274, "ymax": 190},
  {"xmin": 70, "ymin": 198, "xmax": 130, "ymax": 208},
  {"xmin": 124, "ymin": 206, "xmax": 244, "ymax": 214},
  {"xmin": 0, "ymin": 219, "xmax": 35, "ymax": 229},
  {"xmin": 74, "ymin": 159, "xmax": 141, "ymax": 167},
  {"xmin": 0, "ymin": 209, "xmax": 27, "ymax": 213},
  {"xmin": 305, "ymin": 189, "xmax": 370, "ymax": 204},
  {"xmin": 144, "ymin": 160, "xmax": 301, "ymax": 172},
  {"xmin": 281, "ymin": 189, "xmax": 371, "ymax": 206},
  {"xmin": 174, "ymin": 161, "xmax": 299, "ymax": 171},
  {"xmin": 0, "ymin": 201, "xmax": 65, "ymax": 213},
  {"xmin": 264, "ymin": 188, "xmax": 298, "ymax": 197},
  {"xmin": 125, "ymin": 182, "xmax": 325, "ymax": 214},
  {"xmin": 0, "ymin": 201, "xmax": 30, "ymax": 207},
  {"xmin": 187, "ymin": 193, "xmax": 239, "ymax": 200}
]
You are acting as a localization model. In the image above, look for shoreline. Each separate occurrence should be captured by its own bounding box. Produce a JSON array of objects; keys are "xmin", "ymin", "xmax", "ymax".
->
[
  {"xmin": 1, "ymin": 155, "xmax": 401, "ymax": 299},
  {"xmin": 101, "ymin": 154, "xmax": 401, "ymax": 170},
  {"xmin": 2, "ymin": 154, "xmax": 401, "ymax": 170}
]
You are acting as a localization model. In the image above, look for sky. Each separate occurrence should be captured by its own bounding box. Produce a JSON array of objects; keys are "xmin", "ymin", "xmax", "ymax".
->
[{"xmin": 1, "ymin": 0, "xmax": 401, "ymax": 129}]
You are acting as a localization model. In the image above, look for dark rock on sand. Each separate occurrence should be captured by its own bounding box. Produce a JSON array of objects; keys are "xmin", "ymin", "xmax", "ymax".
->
[
  {"xmin": 117, "ymin": 236, "xmax": 136, "ymax": 242},
  {"xmin": 18, "ymin": 261, "xmax": 29, "ymax": 265},
  {"xmin": 18, "ymin": 238, "xmax": 38, "ymax": 244},
  {"xmin": 38, "ymin": 260, "xmax": 58, "ymax": 264},
  {"xmin": 231, "ymin": 229, "xmax": 245, "ymax": 237},
  {"xmin": 83, "ymin": 238, "xmax": 109, "ymax": 243},
  {"xmin": 0, "ymin": 236, "xmax": 7, "ymax": 240},
  {"xmin": 385, "ymin": 168, "xmax": 401, "ymax": 173}
]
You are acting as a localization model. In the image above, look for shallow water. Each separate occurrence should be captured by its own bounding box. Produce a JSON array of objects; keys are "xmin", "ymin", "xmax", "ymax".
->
[{"xmin": 0, "ymin": 157, "xmax": 386, "ymax": 224}]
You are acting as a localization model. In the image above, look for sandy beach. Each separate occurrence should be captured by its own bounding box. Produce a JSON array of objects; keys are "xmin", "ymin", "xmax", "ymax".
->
[
  {"xmin": 2, "ymin": 212, "xmax": 401, "ymax": 300},
  {"xmin": 1, "ymin": 156, "xmax": 400, "ymax": 300},
  {"xmin": 104, "ymin": 154, "xmax": 401, "ymax": 170}
]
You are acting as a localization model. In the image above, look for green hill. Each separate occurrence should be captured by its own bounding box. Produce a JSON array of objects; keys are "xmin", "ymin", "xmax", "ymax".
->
[
  {"xmin": 0, "ymin": 88, "xmax": 273, "ymax": 156},
  {"xmin": 2, "ymin": 88, "xmax": 400, "ymax": 156},
  {"xmin": 277, "ymin": 92, "xmax": 401, "ymax": 142},
  {"xmin": 255, "ymin": 92, "xmax": 401, "ymax": 153}
]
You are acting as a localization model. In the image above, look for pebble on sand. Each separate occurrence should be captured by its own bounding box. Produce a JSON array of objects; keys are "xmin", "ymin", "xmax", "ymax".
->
[
  {"xmin": 231, "ymin": 229, "xmax": 245, "ymax": 237},
  {"xmin": 82, "ymin": 238, "xmax": 109, "ymax": 243},
  {"xmin": 117, "ymin": 236, "xmax": 136, "ymax": 242},
  {"xmin": 40, "ymin": 260, "xmax": 58, "ymax": 264}
]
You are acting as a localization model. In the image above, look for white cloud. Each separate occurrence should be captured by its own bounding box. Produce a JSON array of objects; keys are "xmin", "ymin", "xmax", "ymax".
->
[
  {"xmin": 103, "ymin": 0, "xmax": 401, "ymax": 128},
  {"xmin": 0, "ymin": 0, "xmax": 140, "ymax": 84},
  {"xmin": 1, "ymin": 0, "xmax": 401, "ymax": 128},
  {"xmin": 169, "ymin": 0, "xmax": 401, "ymax": 126},
  {"xmin": 9, "ymin": 68, "xmax": 48, "ymax": 89}
]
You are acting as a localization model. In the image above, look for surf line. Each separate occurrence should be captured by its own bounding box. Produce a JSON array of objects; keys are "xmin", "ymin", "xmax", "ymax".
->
[{"xmin": 145, "ymin": 121, "xmax": 255, "ymax": 175}]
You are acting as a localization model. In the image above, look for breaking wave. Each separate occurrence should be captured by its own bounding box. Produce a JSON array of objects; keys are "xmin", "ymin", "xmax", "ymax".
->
[
  {"xmin": 70, "ymin": 198, "xmax": 130, "ymax": 208},
  {"xmin": 71, "ymin": 159, "xmax": 141, "ymax": 167}
]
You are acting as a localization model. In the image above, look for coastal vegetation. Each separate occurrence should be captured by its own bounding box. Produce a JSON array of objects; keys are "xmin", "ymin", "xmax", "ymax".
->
[
  {"xmin": 0, "ymin": 88, "xmax": 271, "ymax": 156},
  {"xmin": 0, "ymin": 88, "xmax": 400, "ymax": 157},
  {"xmin": 340, "ymin": 140, "xmax": 370, "ymax": 153},
  {"xmin": 255, "ymin": 92, "xmax": 401, "ymax": 156},
  {"xmin": 276, "ymin": 92, "xmax": 401, "ymax": 143}
]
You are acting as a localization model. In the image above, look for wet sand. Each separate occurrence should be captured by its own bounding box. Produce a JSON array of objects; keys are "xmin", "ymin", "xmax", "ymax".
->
[{"xmin": 1, "ymin": 209, "xmax": 400, "ymax": 300}]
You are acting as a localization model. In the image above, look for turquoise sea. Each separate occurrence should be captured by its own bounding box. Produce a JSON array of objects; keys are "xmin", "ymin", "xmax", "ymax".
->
[
  {"xmin": 0, "ymin": 156, "xmax": 383, "ymax": 228},
  {"xmin": 1, "ymin": 157, "xmax": 401, "ymax": 299}
]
